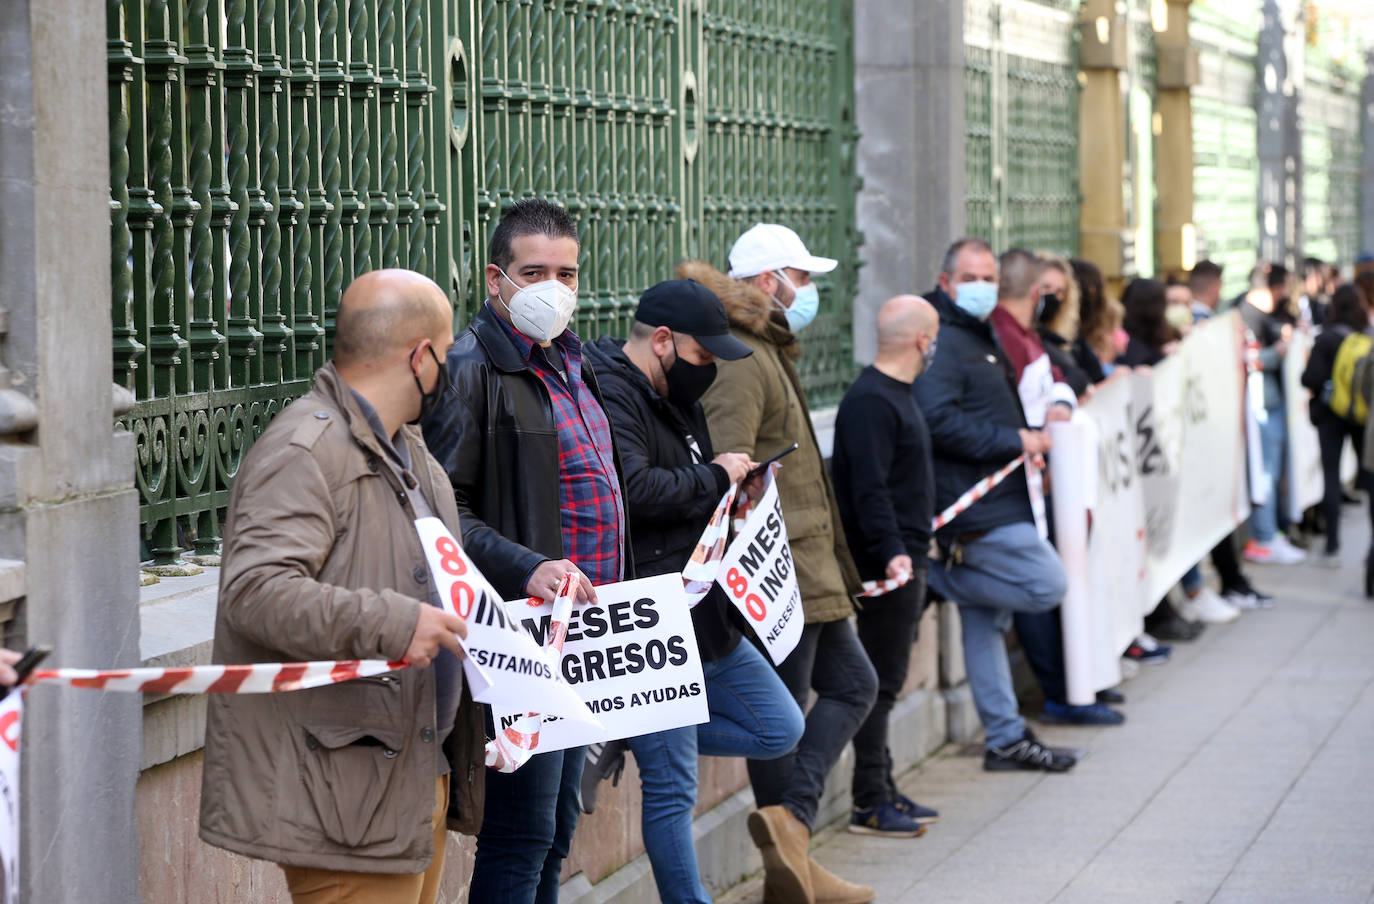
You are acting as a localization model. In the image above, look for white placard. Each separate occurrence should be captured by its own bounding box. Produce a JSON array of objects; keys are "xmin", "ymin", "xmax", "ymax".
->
[
  {"xmin": 414, "ymin": 517, "xmax": 600, "ymax": 726},
  {"xmin": 492, "ymin": 574, "xmax": 708, "ymax": 751},
  {"xmin": 0, "ymin": 692, "xmax": 19, "ymax": 904},
  {"xmin": 1284, "ymin": 328, "xmax": 1324, "ymax": 518},
  {"xmin": 1048, "ymin": 419, "xmax": 1097, "ymax": 705},
  {"xmin": 716, "ymin": 473, "xmax": 803, "ymax": 664}
]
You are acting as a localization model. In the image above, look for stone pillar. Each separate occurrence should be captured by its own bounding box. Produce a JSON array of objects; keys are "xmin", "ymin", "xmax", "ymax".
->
[
  {"xmin": 853, "ymin": 0, "xmax": 965, "ymax": 365},
  {"xmin": 0, "ymin": 0, "xmax": 142, "ymax": 901},
  {"xmin": 1256, "ymin": 0, "xmax": 1288, "ymax": 266},
  {"xmin": 1154, "ymin": 0, "xmax": 1198, "ymax": 277},
  {"xmin": 1077, "ymin": 0, "xmax": 1130, "ymax": 298},
  {"xmin": 1362, "ymin": 49, "xmax": 1374, "ymax": 260}
]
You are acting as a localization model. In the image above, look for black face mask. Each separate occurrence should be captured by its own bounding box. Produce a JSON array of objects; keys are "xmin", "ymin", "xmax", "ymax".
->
[
  {"xmin": 410, "ymin": 345, "xmax": 449, "ymax": 424},
  {"xmin": 1037, "ymin": 292, "xmax": 1063, "ymax": 325},
  {"xmin": 661, "ymin": 340, "xmax": 718, "ymax": 407}
]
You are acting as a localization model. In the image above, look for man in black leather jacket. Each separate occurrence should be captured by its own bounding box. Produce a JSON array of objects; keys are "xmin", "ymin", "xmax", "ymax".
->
[
  {"xmin": 580, "ymin": 278, "xmax": 804, "ymax": 904},
  {"xmin": 421, "ymin": 199, "xmax": 633, "ymax": 904}
]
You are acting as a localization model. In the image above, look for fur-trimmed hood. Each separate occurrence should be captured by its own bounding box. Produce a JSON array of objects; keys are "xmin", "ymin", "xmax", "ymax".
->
[{"xmin": 675, "ymin": 260, "xmax": 801, "ymax": 360}]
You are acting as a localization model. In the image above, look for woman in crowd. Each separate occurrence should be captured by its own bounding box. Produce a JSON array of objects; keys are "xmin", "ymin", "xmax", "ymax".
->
[
  {"xmin": 1035, "ymin": 253, "xmax": 1090, "ymax": 397},
  {"xmin": 1304, "ymin": 284, "xmax": 1374, "ymax": 571},
  {"xmin": 1070, "ymin": 259, "xmax": 1124, "ymax": 382},
  {"xmin": 1117, "ymin": 278, "xmax": 1176, "ymax": 368}
]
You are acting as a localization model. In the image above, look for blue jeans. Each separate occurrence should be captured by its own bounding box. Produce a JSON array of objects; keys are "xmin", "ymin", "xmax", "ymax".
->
[
  {"xmin": 1251, "ymin": 406, "xmax": 1286, "ymax": 542},
  {"xmin": 626, "ymin": 640, "xmax": 804, "ymax": 904},
  {"xmin": 928, "ymin": 521, "xmax": 1066, "ymax": 748},
  {"xmin": 1181, "ymin": 563, "xmax": 1203, "ymax": 595},
  {"xmin": 468, "ymin": 747, "xmax": 584, "ymax": 904}
]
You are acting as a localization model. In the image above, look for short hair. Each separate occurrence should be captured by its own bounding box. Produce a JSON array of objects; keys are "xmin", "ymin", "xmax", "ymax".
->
[
  {"xmin": 940, "ymin": 237, "xmax": 994, "ymax": 277},
  {"xmin": 997, "ymin": 248, "xmax": 1039, "ymax": 300},
  {"xmin": 1266, "ymin": 263, "xmax": 1289, "ymax": 292},
  {"xmin": 334, "ymin": 278, "xmax": 448, "ymax": 367},
  {"xmin": 1189, "ymin": 260, "xmax": 1223, "ymax": 290},
  {"xmin": 1303, "ymin": 256, "xmax": 1325, "ymax": 277},
  {"xmin": 488, "ymin": 198, "xmax": 580, "ymax": 271}
]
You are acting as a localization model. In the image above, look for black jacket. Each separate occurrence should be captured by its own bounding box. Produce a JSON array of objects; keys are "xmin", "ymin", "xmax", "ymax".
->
[
  {"xmin": 1301, "ymin": 324, "xmax": 1352, "ymax": 424},
  {"xmin": 832, "ymin": 365, "xmax": 934, "ymax": 581},
  {"xmin": 1038, "ymin": 326, "xmax": 1091, "ymax": 397},
  {"xmin": 583, "ymin": 337, "xmax": 743, "ymax": 662},
  {"xmin": 421, "ymin": 305, "xmax": 634, "ymax": 600},
  {"xmin": 1070, "ymin": 336, "xmax": 1109, "ymax": 385},
  {"xmin": 1116, "ymin": 334, "xmax": 1165, "ymax": 368},
  {"xmin": 913, "ymin": 286, "xmax": 1033, "ymax": 538}
]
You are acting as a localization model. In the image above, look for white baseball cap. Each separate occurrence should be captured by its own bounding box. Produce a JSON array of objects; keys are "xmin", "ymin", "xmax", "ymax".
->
[{"xmin": 727, "ymin": 223, "xmax": 838, "ymax": 279}]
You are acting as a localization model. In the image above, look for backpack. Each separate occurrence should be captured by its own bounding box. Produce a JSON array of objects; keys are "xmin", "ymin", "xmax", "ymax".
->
[{"xmin": 1329, "ymin": 331, "xmax": 1374, "ymax": 423}]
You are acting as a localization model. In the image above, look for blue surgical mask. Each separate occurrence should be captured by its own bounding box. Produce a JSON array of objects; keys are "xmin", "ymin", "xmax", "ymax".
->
[
  {"xmin": 954, "ymin": 281, "xmax": 998, "ymax": 320},
  {"xmin": 776, "ymin": 271, "xmax": 820, "ymax": 333}
]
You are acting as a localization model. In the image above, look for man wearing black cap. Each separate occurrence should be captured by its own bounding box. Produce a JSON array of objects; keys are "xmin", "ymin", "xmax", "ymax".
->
[{"xmin": 582, "ymin": 280, "xmax": 805, "ymax": 904}]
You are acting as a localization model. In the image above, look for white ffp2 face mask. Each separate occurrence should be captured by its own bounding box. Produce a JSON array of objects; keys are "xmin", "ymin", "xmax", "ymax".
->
[{"xmin": 499, "ymin": 270, "xmax": 578, "ymax": 343}]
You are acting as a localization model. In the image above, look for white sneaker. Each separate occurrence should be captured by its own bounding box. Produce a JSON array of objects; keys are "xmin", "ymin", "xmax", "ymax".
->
[
  {"xmin": 1119, "ymin": 657, "xmax": 1141, "ymax": 680},
  {"xmin": 1271, "ymin": 534, "xmax": 1308, "ymax": 564},
  {"xmin": 1179, "ymin": 587, "xmax": 1241, "ymax": 624}
]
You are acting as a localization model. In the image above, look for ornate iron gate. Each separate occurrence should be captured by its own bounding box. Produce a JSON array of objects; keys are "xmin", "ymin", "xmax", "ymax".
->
[
  {"xmin": 964, "ymin": 0, "xmax": 1080, "ymax": 258},
  {"xmin": 110, "ymin": 0, "xmax": 858, "ymax": 561},
  {"xmin": 1302, "ymin": 43, "xmax": 1364, "ymax": 268}
]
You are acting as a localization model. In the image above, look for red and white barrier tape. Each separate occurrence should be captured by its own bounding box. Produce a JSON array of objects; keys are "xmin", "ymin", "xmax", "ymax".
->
[
  {"xmin": 483, "ymin": 572, "xmax": 576, "ymax": 773},
  {"xmin": 860, "ymin": 455, "xmax": 1028, "ymax": 599},
  {"xmin": 857, "ymin": 571, "xmax": 910, "ymax": 599},
  {"xmin": 23, "ymin": 659, "xmax": 408, "ymax": 694},
  {"xmin": 681, "ymin": 483, "xmax": 739, "ymax": 606},
  {"xmin": 931, "ymin": 454, "xmax": 1026, "ymax": 531}
]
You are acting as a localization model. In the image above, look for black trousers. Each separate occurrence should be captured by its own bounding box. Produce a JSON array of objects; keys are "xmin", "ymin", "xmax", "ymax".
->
[
  {"xmin": 851, "ymin": 573, "xmax": 926, "ymax": 809},
  {"xmin": 1315, "ymin": 414, "xmax": 1372, "ymax": 554}
]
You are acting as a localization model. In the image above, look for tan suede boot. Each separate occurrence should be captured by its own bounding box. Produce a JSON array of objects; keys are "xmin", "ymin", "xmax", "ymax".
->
[
  {"xmin": 747, "ymin": 805, "xmax": 814, "ymax": 904},
  {"xmin": 808, "ymin": 855, "xmax": 875, "ymax": 904}
]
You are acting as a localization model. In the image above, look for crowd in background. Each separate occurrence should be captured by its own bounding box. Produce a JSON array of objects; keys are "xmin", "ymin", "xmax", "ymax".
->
[{"xmin": 193, "ymin": 194, "xmax": 1374, "ymax": 904}]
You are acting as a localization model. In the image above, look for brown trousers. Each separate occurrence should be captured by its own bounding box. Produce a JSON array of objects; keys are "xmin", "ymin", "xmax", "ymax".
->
[{"xmin": 281, "ymin": 776, "xmax": 449, "ymax": 904}]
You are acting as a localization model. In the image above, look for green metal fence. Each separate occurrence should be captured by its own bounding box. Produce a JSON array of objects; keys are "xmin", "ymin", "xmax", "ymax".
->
[
  {"xmin": 1302, "ymin": 50, "xmax": 1364, "ymax": 268},
  {"xmin": 110, "ymin": 0, "xmax": 858, "ymax": 562},
  {"xmin": 1190, "ymin": 0, "xmax": 1260, "ymax": 299},
  {"xmin": 964, "ymin": 0, "xmax": 1080, "ymax": 258}
]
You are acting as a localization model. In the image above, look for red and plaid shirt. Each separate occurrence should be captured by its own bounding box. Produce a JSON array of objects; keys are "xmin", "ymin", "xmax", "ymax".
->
[{"xmin": 488, "ymin": 304, "xmax": 625, "ymax": 585}]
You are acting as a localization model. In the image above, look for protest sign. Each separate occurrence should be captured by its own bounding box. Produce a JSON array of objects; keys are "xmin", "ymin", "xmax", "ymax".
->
[
  {"xmin": 414, "ymin": 517, "xmax": 599, "ymax": 727},
  {"xmin": 492, "ymin": 573, "xmax": 708, "ymax": 751},
  {"xmin": 0, "ymin": 693, "xmax": 19, "ymax": 904},
  {"xmin": 717, "ymin": 472, "xmax": 803, "ymax": 665},
  {"xmin": 1285, "ymin": 328, "xmax": 1324, "ymax": 517}
]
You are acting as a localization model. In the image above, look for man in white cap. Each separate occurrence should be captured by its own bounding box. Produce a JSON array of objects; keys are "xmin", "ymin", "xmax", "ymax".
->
[{"xmin": 678, "ymin": 226, "xmax": 879, "ymax": 904}]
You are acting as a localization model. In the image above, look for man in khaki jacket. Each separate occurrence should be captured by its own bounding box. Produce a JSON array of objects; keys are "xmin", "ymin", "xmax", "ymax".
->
[
  {"xmin": 199, "ymin": 269, "xmax": 485, "ymax": 904},
  {"xmin": 682, "ymin": 224, "xmax": 878, "ymax": 904}
]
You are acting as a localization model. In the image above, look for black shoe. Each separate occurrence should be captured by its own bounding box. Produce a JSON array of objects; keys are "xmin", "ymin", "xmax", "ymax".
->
[
  {"xmin": 1365, "ymin": 549, "xmax": 1374, "ymax": 599},
  {"xmin": 984, "ymin": 729, "xmax": 1077, "ymax": 772},
  {"xmin": 1147, "ymin": 610, "xmax": 1204, "ymax": 641},
  {"xmin": 1096, "ymin": 688, "xmax": 1126, "ymax": 705},
  {"xmin": 578, "ymin": 739, "xmax": 627, "ymax": 815}
]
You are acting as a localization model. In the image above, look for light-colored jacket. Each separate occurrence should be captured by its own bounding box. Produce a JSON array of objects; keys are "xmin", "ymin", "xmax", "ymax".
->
[
  {"xmin": 681, "ymin": 260, "xmax": 862, "ymax": 624},
  {"xmin": 199, "ymin": 363, "xmax": 485, "ymax": 874}
]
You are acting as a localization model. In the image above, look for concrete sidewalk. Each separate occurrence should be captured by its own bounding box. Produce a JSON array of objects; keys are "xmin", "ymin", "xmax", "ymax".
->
[{"xmin": 722, "ymin": 510, "xmax": 1374, "ymax": 904}]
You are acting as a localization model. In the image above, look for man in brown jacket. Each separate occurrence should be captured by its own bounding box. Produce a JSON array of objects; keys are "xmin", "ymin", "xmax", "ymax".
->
[
  {"xmin": 683, "ymin": 223, "xmax": 879, "ymax": 904},
  {"xmin": 199, "ymin": 269, "xmax": 486, "ymax": 904}
]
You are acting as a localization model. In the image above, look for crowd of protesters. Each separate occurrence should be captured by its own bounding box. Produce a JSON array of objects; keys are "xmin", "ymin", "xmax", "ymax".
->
[{"xmin": 193, "ymin": 195, "xmax": 1374, "ymax": 904}]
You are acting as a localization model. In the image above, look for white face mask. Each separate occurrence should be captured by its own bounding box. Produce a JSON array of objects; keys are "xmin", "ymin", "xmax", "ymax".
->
[{"xmin": 498, "ymin": 269, "xmax": 578, "ymax": 343}]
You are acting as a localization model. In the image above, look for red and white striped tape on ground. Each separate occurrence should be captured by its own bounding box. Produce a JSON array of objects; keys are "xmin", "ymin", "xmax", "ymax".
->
[
  {"xmin": 23, "ymin": 659, "xmax": 408, "ymax": 694},
  {"xmin": 483, "ymin": 572, "xmax": 577, "ymax": 773},
  {"xmin": 859, "ymin": 454, "xmax": 1029, "ymax": 599}
]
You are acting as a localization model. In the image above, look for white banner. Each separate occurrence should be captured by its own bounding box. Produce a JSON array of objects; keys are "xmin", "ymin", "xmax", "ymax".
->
[
  {"xmin": 0, "ymin": 693, "xmax": 19, "ymax": 904},
  {"xmin": 716, "ymin": 472, "xmax": 803, "ymax": 664},
  {"xmin": 492, "ymin": 574, "xmax": 708, "ymax": 751},
  {"xmin": 1285, "ymin": 328, "xmax": 1324, "ymax": 518},
  {"xmin": 1064, "ymin": 313, "xmax": 1249, "ymax": 668},
  {"xmin": 1134, "ymin": 314, "xmax": 1250, "ymax": 606},
  {"xmin": 414, "ymin": 517, "xmax": 600, "ymax": 727}
]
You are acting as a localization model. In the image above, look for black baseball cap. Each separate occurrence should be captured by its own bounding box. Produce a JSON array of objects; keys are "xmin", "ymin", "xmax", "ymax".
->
[{"xmin": 634, "ymin": 279, "xmax": 753, "ymax": 361}]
